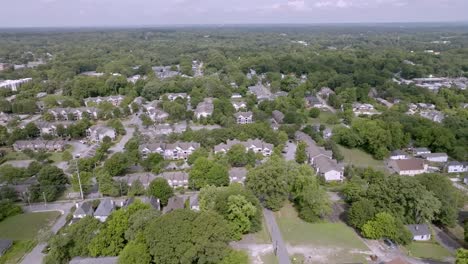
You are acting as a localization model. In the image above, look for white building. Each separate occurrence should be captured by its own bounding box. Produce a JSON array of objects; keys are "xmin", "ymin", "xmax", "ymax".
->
[
  {"xmin": 389, "ymin": 158, "xmax": 428, "ymax": 176},
  {"xmin": 406, "ymin": 224, "xmax": 431, "ymax": 241},
  {"xmin": 87, "ymin": 125, "xmax": 116, "ymax": 142},
  {"xmin": 389, "ymin": 150, "xmax": 408, "ymax": 160},
  {"xmin": 0, "ymin": 78, "xmax": 32, "ymax": 91},
  {"xmin": 234, "ymin": 111, "xmax": 253, "ymax": 124},
  {"xmin": 195, "ymin": 98, "xmax": 214, "ymax": 119},
  {"xmin": 420, "ymin": 153, "xmax": 448, "ymax": 163},
  {"xmin": 447, "ymin": 161, "xmax": 468, "ymax": 173}
]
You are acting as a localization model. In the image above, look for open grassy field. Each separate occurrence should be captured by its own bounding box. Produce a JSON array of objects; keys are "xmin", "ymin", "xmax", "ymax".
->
[
  {"xmin": 0, "ymin": 240, "xmax": 36, "ymax": 264},
  {"xmin": 253, "ymin": 217, "xmax": 272, "ymax": 244},
  {"xmin": 274, "ymin": 203, "xmax": 370, "ymax": 263},
  {"xmin": 309, "ymin": 111, "xmax": 337, "ymax": 125},
  {"xmin": 337, "ymin": 145, "xmax": 387, "ymax": 171},
  {"xmin": 404, "ymin": 241, "xmax": 453, "ymax": 261},
  {"xmin": 0, "ymin": 212, "xmax": 60, "ymax": 240}
]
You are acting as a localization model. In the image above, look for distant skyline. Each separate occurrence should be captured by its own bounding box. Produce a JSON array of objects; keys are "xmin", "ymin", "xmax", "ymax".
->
[{"xmin": 1, "ymin": 0, "xmax": 467, "ymax": 28}]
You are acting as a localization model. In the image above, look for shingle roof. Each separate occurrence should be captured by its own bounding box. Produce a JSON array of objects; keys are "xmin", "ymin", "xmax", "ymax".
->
[
  {"xmin": 162, "ymin": 196, "xmax": 186, "ymax": 214},
  {"xmin": 406, "ymin": 224, "xmax": 431, "ymax": 237},
  {"xmin": 75, "ymin": 202, "xmax": 94, "ymax": 216},
  {"xmin": 393, "ymin": 159, "xmax": 425, "ymax": 171},
  {"xmin": 94, "ymin": 198, "xmax": 114, "ymax": 217},
  {"xmin": 314, "ymin": 156, "xmax": 343, "ymax": 173}
]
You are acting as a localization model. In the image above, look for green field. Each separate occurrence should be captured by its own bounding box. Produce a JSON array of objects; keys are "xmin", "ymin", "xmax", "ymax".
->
[
  {"xmin": 274, "ymin": 203, "xmax": 370, "ymax": 263},
  {"xmin": 0, "ymin": 212, "xmax": 60, "ymax": 240},
  {"xmin": 253, "ymin": 217, "xmax": 272, "ymax": 244},
  {"xmin": 309, "ymin": 111, "xmax": 337, "ymax": 125},
  {"xmin": 337, "ymin": 145, "xmax": 386, "ymax": 171},
  {"xmin": 0, "ymin": 240, "xmax": 36, "ymax": 264},
  {"xmin": 405, "ymin": 242, "xmax": 453, "ymax": 261}
]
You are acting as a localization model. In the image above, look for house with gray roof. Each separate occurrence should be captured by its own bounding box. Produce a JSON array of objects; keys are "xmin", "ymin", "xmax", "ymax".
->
[
  {"xmin": 190, "ymin": 194, "xmax": 199, "ymax": 211},
  {"xmin": 73, "ymin": 202, "xmax": 94, "ymax": 219},
  {"xmin": 94, "ymin": 198, "xmax": 115, "ymax": 222},
  {"xmin": 116, "ymin": 173, "xmax": 157, "ymax": 189},
  {"xmin": 229, "ymin": 167, "xmax": 247, "ymax": 184},
  {"xmin": 152, "ymin": 66, "xmax": 181, "ymax": 79},
  {"xmin": 195, "ymin": 98, "xmax": 214, "ymax": 119},
  {"xmin": 420, "ymin": 152, "xmax": 448, "ymax": 163},
  {"xmin": 248, "ymin": 83, "xmax": 272, "ymax": 101},
  {"xmin": 13, "ymin": 139, "xmax": 66, "ymax": 152},
  {"xmin": 272, "ymin": 110, "xmax": 284, "ymax": 124},
  {"xmin": 390, "ymin": 150, "xmax": 408, "ymax": 160},
  {"xmin": 48, "ymin": 107, "xmax": 98, "ymax": 121},
  {"xmin": 313, "ymin": 156, "xmax": 344, "ymax": 182},
  {"xmin": 139, "ymin": 141, "xmax": 200, "ymax": 160},
  {"xmin": 412, "ymin": 147, "xmax": 431, "ymax": 156},
  {"xmin": 162, "ymin": 196, "xmax": 186, "ymax": 214},
  {"xmin": 406, "ymin": 224, "xmax": 431, "ymax": 241},
  {"xmin": 84, "ymin": 95, "xmax": 124, "ymax": 107},
  {"xmin": 447, "ymin": 161, "xmax": 468, "ymax": 173},
  {"xmin": 87, "ymin": 125, "xmax": 116, "ymax": 142},
  {"xmin": 234, "ymin": 111, "xmax": 253, "ymax": 124},
  {"xmin": 214, "ymin": 139, "xmax": 273, "ymax": 156},
  {"xmin": 232, "ymin": 101, "xmax": 247, "ymax": 111},
  {"xmin": 158, "ymin": 171, "xmax": 189, "ymax": 188}
]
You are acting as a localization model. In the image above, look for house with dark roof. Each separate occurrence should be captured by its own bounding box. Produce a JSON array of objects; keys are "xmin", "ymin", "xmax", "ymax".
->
[
  {"xmin": 447, "ymin": 161, "xmax": 468, "ymax": 173},
  {"xmin": 94, "ymin": 198, "xmax": 115, "ymax": 222},
  {"xmin": 389, "ymin": 158, "xmax": 428, "ymax": 176},
  {"xmin": 406, "ymin": 224, "xmax": 431, "ymax": 241},
  {"xmin": 389, "ymin": 150, "xmax": 408, "ymax": 160},
  {"xmin": 73, "ymin": 202, "xmax": 94, "ymax": 219},
  {"xmin": 162, "ymin": 196, "xmax": 186, "ymax": 214},
  {"xmin": 305, "ymin": 96, "xmax": 323, "ymax": 108}
]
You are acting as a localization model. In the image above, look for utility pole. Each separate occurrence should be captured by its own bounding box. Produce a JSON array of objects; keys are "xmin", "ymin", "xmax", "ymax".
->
[
  {"xmin": 76, "ymin": 159, "xmax": 84, "ymax": 200},
  {"xmin": 43, "ymin": 192, "xmax": 47, "ymax": 207}
]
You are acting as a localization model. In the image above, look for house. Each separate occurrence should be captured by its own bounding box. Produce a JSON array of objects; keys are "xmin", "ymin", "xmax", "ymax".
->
[
  {"xmin": 94, "ymin": 198, "xmax": 115, "ymax": 222},
  {"xmin": 0, "ymin": 239, "xmax": 12, "ymax": 257},
  {"xmin": 389, "ymin": 158, "xmax": 427, "ymax": 176},
  {"xmin": 153, "ymin": 124, "xmax": 173, "ymax": 135},
  {"xmin": 0, "ymin": 78, "xmax": 32, "ymax": 91},
  {"xmin": 214, "ymin": 139, "xmax": 273, "ymax": 156},
  {"xmin": 139, "ymin": 142, "xmax": 200, "ymax": 160},
  {"xmin": 412, "ymin": 147, "xmax": 431, "ymax": 156},
  {"xmin": 317, "ymin": 87, "xmax": 335, "ymax": 99},
  {"xmin": 406, "ymin": 224, "xmax": 431, "ymax": 241},
  {"xmin": 248, "ymin": 83, "xmax": 272, "ymax": 101},
  {"xmin": 34, "ymin": 121, "xmax": 73, "ymax": 136},
  {"xmin": 352, "ymin": 103, "xmax": 380, "ymax": 116},
  {"xmin": 147, "ymin": 107, "xmax": 169, "ymax": 123},
  {"xmin": 73, "ymin": 202, "xmax": 94, "ymax": 219},
  {"xmin": 235, "ymin": 111, "xmax": 253, "ymax": 124},
  {"xmin": 322, "ymin": 128, "xmax": 333, "ymax": 140},
  {"xmin": 390, "ymin": 150, "xmax": 408, "ymax": 160},
  {"xmin": 13, "ymin": 139, "xmax": 66, "ymax": 152},
  {"xmin": 420, "ymin": 153, "xmax": 448, "ymax": 163},
  {"xmin": 419, "ymin": 110, "xmax": 445, "ymax": 123},
  {"xmin": 195, "ymin": 98, "xmax": 214, "ymax": 119},
  {"xmin": 162, "ymin": 93, "xmax": 189, "ymax": 101},
  {"xmin": 152, "ymin": 66, "xmax": 181, "ymax": 79},
  {"xmin": 124, "ymin": 196, "xmax": 160, "ymax": 210},
  {"xmin": 305, "ymin": 96, "xmax": 324, "ymax": 108},
  {"xmin": 162, "ymin": 196, "xmax": 186, "ymax": 214},
  {"xmin": 313, "ymin": 156, "xmax": 344, "ymax": 182},
  {"xmin": 48, "ymin": 107, "xmax": 98, "ymax": 121},
  {"xmin": 190, "ymin": 194, "xmax": 199, "ymax": 211},
  {"xmin": 229, "ymin": 167, "xmax": 247, "ymax": 184},
  {"xmin": 87, "ymin": 125, "xmax": 116, "ymax": 142},
  {"xmin": 232, "ymin": 101, "xmax": 247, "ymax": 111},
  {"xmin": 84, "ymin": 95, "xmax": 124, "ymax": 107},
  {"xmin": 272, "ymin": 110, "xmax": 284, "ymax": 124},
  {"xmin": 447, "ymin": 161, "xmax": 468, "ymax": 173},
  {"xmin": 159, "ymin": 171, "xmax": 189, "ymax": 188},
  {"xmin": 116, "ymin": 173, "xmax": 157, "ymax": 189}
]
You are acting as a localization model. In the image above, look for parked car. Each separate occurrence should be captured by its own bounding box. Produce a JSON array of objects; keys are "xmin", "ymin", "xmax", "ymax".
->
[{"xmin": 383, "ymin": 238, "xmax": 396, "ymax": 249}]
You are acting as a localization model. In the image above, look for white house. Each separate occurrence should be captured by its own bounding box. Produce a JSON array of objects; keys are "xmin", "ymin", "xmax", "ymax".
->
[
  {"xmin": 214, "ymin": 139, "xmax": 273, "ymax": 157},
  {"xmin": 389, "ymin": 158, "xmax": 428, "ymax": 176},
  {"xmin": 232, "ymin": 101, "xmax": 247, "ymax": 111},
  {"xmin": 234, "ymin": 111, "xmax": 253, "ymax": 124},
  {"xmin": 195, "ymin": 98, "xmax": 214, "ymax": 119},
  {"xmin": 447, "ymin": 161, "xmax": 468, "ymax": 173},
  {"xmin": 412, "ymin": 147, "xmax": 431, "ymax": 156},
  {"xmin": 389, "ymin": 150, "xmax": 408, "ymax": 160},
  {"xmin": 420, "ymin": 153, "xmax": 448, "ymax": 163},
  {"xmin": 406, "ymin": 224, "xmax": 431, "ymax": 241},
  {"xmin": 313, "ymin": 156, "xmax": 344, "ymax": 182},
  {"xmin": 87, "ymin": 125, "xmax": 116, "ymax": 142}
]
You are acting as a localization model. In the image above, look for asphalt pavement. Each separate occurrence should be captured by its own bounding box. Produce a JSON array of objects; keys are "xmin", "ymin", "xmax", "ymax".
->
[{"xmin": 263, "ymin": 209, "xmax": 291, "ymax": 264}]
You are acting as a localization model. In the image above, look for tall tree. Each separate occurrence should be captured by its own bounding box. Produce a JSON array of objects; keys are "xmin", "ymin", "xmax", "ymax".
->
[{"xmin": 147, "ymin": 178, "xmax": 174, "ymax": 206}]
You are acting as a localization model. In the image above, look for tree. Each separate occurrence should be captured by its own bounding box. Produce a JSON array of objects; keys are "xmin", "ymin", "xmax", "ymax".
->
[
  {"xmin": 104, "ymin": 153, "xmax": 129, "ymax": 176},
  {"xmin": 457, "ymin": 249, "xmax": 468, "ymax": 264},
  {"xmin": 140, "ymin": 153, "xmax": 163, "ymax": 171},
  {"xmin": 226, "ymin": 195, "xmax": 257, "ymax": 240},
  {"xmin": 361, "ymin": 212, "xmax": 412, "ymax": 245},
  {"xmin": 295, "ymin": 141, "xmax": 307, "ymax": 164},
  {"xmin": 0, "ymin": 200, "xmax": 22, "ymax": 221},
  {"xmin": 347, "ymin": 199, "xmax": 376, "ymax": 230},
  {"xmin": 189, "ymin": 157, "xmax": 229, "ymax": 189},
  {"xmin": 62, "ymin": 151, "xmax": 72, "ymax": 162},
  {"xmin": 187, "ymin": 148, "xmax": 209, "ymax": 165},
  {"xmin": 245, "ymin": 157, "xmax": 290, "ymax": 211},
  {"xmin": 30, "ymin": 165, "xmax": 68, "ymax": 202},
  {"xmin": 118, "ymin": 241, "xmax": 151, "ymax": 264},
  {"xmin": 226, "ymin": 144, "xmax": 249, "ymax": 167},
  {"xmin": 309, "ymin": 108, "xmax": 320, "ymax": 118},
  {"xmin": 71, "ymin": 171, "xmax": 92, "ymax": 194},
  {"xmin": 147, "ymin": 178, "xmax": 174, "ymax": 206},
  {"xmin": 416, "ymin": 173, "xmax": 459, "ymax": 227},
  {"xmin": 125, "ymin": 209, "xmax": 161, "ymax": 241},
  {"xmin": 89, "ymin": 201, "xmax": 150, "ymax": 256},
  {"xmin": 145, "ymin": 209, "xmax": 231, "ymax": 264},
  {"xmin": 0, "ymin": 186, "xmax": 18, "ymax": 201},
  {"xmin": 128, "ymin": 179, "xmax": 145, "ymax": 197}
]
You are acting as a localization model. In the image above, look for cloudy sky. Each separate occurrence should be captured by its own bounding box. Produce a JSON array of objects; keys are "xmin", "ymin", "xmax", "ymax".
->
[{"xmin": 1, "ymin": 0, "xmax": 467, "ymax": 27}]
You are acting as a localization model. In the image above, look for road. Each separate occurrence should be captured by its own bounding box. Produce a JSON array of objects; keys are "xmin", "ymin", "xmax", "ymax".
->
[
  {"xmin": 316, "ymin": 95, "xmax": 336, "ymax": 113},
  {"xmin": 109, "ymin": 126, "xmax": 135, "ymax": 155},
  {"xmin": 263, "ymin": 209, "xmax": 291, "ymax": 264},
  {"xmin": 432, "ymin": 225, "xmax": 462, "ymax": 254},
  {"xmin": 283, "ymin": 141, "xmax": 296, "ymax": 161},
  {"xmin": 21, "ymin": 202, "xmax": 73, "ymax": 264}
]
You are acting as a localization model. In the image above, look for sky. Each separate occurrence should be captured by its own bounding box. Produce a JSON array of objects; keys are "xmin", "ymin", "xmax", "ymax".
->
[{"xmin": 1, "ymin": 0, "xmax": 467, "ymax": 27}]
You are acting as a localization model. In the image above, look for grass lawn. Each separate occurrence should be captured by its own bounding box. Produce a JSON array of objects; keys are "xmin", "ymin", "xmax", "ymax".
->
[
  {"xmin": 0, "ymin": 212, "xmax": 60, "ymax": 240},
  {"xmin": 275, "ymin": 203, "xmax": 370, "ymax": 263},
  {"xmin": 48, "ymin": 152, "xmax": 64, "ymax": 163},
  {"xmin": 260, "ymin": 253, "xmax": 279, "ymax": 264},
  {"xmin": 309, "ymin": 111, "xmax": 337, "ymax": 125},
  {"xmin": 404, "ymin": 241, "xmax": 453, "ymax": 261},
  {"xmin": 4, "ymin": 152, "xmax": 30, "ymax": 161},
  {"xmin": 0, "ymin": 240, "xmax": 36, "ymax": 264},
  {"xmin": 337, "ymin": 145, "xmax": 386, "ymax": 171}
]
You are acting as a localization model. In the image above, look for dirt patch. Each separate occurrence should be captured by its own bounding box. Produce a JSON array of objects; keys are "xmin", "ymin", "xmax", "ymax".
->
[
  {"xmin": 287, "ymin": 244, "xmax": 373, "ymax": 264},
  {"xmin": 230, "ymin": 241, "xmax": 273, "ymax": 264}
]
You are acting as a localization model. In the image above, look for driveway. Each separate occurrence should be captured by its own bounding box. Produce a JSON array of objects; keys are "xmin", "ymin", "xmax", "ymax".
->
[
  {"xmin": 283, "ymin": 142, "xmax": 296, "ymax": 161},
  {"xmin": 109, "ymin": 127, "xmax": 134, "ymax": 155},
  {"xmin": 263, "ymin": 209, "xmax": 291, "ymax": 264},
  {"xmin": 316, "ymin": 95, "xmax": 336, "ymax": 113},
  {"xmin": 432, "ymin": 225, "xmax": 462, "ymax": 253}
]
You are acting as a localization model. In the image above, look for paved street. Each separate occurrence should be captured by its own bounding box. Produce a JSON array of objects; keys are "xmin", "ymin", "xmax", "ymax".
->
[
  {"xmin": 432, "ymin": 224, "xmax": 461, "ymax": 253},
  {"xmin": 263, "ymin": 209, "xmax": 291, "ymax": 264},
  {"xmin": 109, "ymin": 126, "xmax": 135, "ymax": 155},
  {"xmin": 283, "ymin": 141, "xmax": 296, "ymax": 161}
]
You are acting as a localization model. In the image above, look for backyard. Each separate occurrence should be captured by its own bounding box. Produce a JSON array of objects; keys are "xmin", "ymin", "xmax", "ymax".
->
[
  {"xmin": 337, "ymin": 145, "xmax": 387, "ymax": 171},
  {"xmin": 404, "ymin": 241, "xmax": 453, "ymax": 262},
  {"xmin": 0, "ymin": 212, "xmax": 60, "ymax": 240},
  {"xmin": 274, "ymin": 203, "xmax": 371, "ymax": 263}
]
